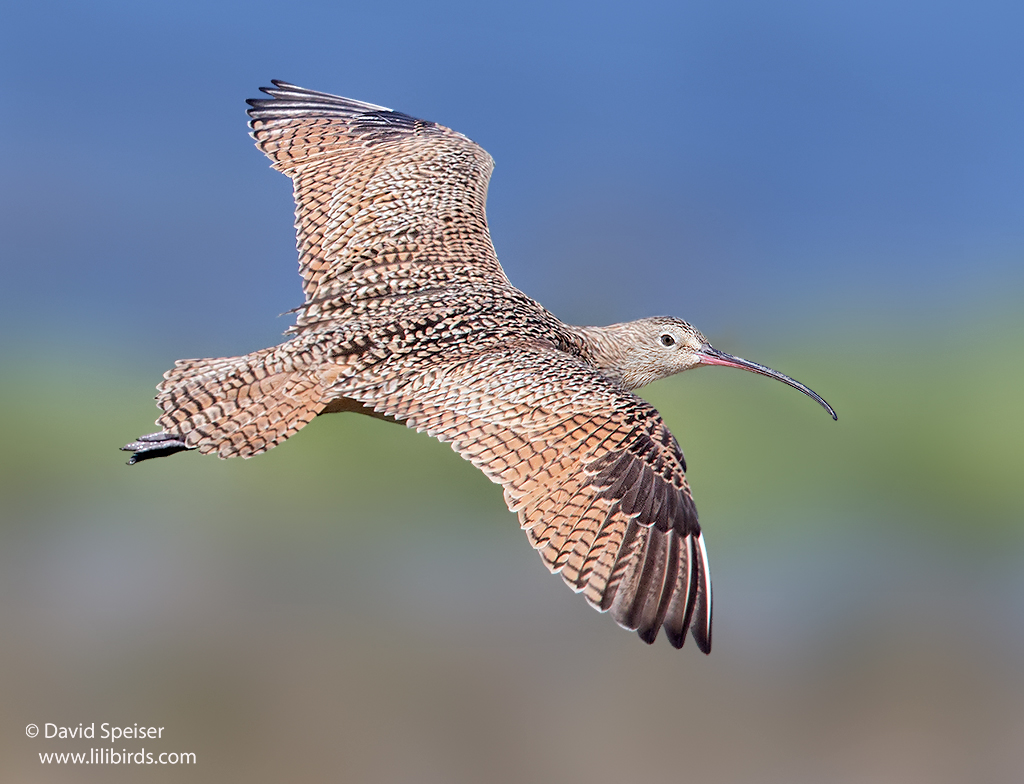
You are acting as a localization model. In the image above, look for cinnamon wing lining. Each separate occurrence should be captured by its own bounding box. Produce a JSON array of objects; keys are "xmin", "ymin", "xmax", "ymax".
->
[
  {"xmin": 246, "ymin": 81, "xmax": 510, "ymax": 326},
  {"xmin": 339, "ymin": 347, "xmax": 713, "ymax": 652}
]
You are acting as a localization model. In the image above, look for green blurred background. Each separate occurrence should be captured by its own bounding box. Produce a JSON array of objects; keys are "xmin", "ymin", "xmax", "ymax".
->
[{"xmin": 2, "ymin": 1, "xmax": 1023, "ymax": 782}]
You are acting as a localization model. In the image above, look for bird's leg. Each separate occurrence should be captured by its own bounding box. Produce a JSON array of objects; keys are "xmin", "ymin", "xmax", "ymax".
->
[{"xmin": 121, "ymin": 432, "xmax": 193, "ymax": 464}]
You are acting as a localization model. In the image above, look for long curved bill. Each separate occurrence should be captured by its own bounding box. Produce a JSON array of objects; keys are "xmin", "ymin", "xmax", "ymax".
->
[{"xmin": 698, "ymin": 345, "xmax": 837, "ymax": 420}]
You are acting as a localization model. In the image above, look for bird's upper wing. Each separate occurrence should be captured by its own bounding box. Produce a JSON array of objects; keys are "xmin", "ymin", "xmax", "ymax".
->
[
  {"xmin": 340, "ymin": 345, "xmax": 712, "ymax": 652},
  {"xmin": 246, "ymin": 81, "xmax": 509, "ymax": 327}
]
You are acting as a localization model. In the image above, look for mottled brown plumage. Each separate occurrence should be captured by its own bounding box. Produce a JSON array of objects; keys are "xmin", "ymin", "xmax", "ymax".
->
[{"xmin": 124, "ymin": 81, "xmax": 836, "ymax": 652}]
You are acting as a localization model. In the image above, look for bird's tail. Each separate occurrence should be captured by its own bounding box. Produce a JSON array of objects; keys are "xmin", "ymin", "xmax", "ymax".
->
[{"xmin": 123, "ymin": 346, "xmax": 326, "ymax": 463}]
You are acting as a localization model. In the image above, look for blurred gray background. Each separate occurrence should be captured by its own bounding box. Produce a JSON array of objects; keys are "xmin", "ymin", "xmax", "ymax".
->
[{"xmin": 1, "ymin": 1, "xmax": 1022, "ymax": 782}]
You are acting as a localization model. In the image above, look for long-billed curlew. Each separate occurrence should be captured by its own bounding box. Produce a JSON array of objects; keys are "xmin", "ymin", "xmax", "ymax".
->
[{"xmin": 123, "ymin": 81, "xmax": 836, "ymax": 653}]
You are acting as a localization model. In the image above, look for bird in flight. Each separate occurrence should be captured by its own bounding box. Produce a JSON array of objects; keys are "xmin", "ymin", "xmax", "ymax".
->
[{"xmin": 123, "ymin": 81, "xmax": 836, "ymax": 653}]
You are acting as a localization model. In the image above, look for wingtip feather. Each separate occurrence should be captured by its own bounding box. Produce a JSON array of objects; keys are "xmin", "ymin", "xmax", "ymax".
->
[{"xmin": 690, "ymin": 532, "xmax": 713, "ymax": 654}]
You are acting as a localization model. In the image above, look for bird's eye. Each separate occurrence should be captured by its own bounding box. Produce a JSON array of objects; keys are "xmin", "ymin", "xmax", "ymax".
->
[{"xmin": 659, "ymin": 333, "xmax": 676, "ymax": 347}]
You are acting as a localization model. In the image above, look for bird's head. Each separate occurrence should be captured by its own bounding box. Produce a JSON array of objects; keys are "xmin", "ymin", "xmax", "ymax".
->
[{"xmin": 580, "ymin": 316, "xmax": 837, "ymax": 420}]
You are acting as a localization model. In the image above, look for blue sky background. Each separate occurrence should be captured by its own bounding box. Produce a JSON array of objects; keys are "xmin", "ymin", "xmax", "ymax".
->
[{"xmin": 2, "ymin": 0, "xmax": 1021, "ymax": 357}]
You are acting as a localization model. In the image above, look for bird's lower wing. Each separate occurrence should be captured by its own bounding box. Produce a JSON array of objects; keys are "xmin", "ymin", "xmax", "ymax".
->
[{"xmin": 338, "ymin": 346, "xmax": 712, "ymax": 652}]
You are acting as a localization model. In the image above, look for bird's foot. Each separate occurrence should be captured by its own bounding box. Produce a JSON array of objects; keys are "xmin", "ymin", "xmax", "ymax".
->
[{"xmin": 121, "ymin": 432, "xmax": 192, "ymax": 464}]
